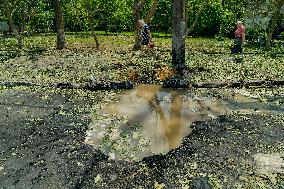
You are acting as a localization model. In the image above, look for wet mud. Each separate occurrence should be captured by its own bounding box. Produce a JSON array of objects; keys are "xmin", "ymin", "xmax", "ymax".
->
[
  {"xmin": 85, "ymin": 84, "xmax": 284, "ymax": 163},
  {"xmin": 0, "ymin": 87, "xmax": 284, "ymax": 188}
]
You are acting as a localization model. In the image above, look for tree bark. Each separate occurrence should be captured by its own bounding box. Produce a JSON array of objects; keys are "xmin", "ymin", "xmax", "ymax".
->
[
  {"xmin": 133, "ymin": 12, "xmax": 142, "ymax": 50},
  {"xmin": 86, "ymin": 0, "xmax": 100, "ymax": 49},
  {"xmin": 172, "ymin": 0, "xmax": 186, "ymax": 76},
  {"xmin": 4, "ymin": 4, "xmax": 23, "ymax": 48},
  {"xmin": 265, "ymin": 0, "xmax": 284, "ymax": 50},
  {"xmin": 133, "ymin": 0, "xmax": 147, "ymax": 50},
  {"xmin": 54, "ymin": 0, "xmax": 65, "ymax": 50}
]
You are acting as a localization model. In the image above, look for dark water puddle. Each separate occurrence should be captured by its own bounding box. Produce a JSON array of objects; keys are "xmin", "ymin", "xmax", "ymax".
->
[{"xmin": 85, "ymin": 84, "xmax": 284, "ymax": 161}]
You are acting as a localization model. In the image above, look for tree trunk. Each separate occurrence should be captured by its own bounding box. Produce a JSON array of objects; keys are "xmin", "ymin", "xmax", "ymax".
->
[
  {"xmin": 133, "ymin": 0, "xmax": 147, "ymax": 50},
  {"xmin": 172, "ymin": 0, "xmax": 186, "ymax": 76},
  {"xmin": 86, "ymin": 0, "xmax": 100, "ymax": 49},
  {"xmin": 4, "ymin": 6, "xmax": 23, "ymax": 48},
  {"xmin": 54, "ymin": 0, "xmax": 65, "ymax": 50},
  {"xmin": 133, "ymin": 12, "xmax": 142, "ymax": 50},
  {"xmin": 8, "ymin": 23, "xmax": 12, "ymax": 35},
  {"xmin": 0, "ymin": 80, "xmax": 133, "ymax": 90},
  {"xmin": 265, "ymin": 0, "xmax": 284, "ymax": 50}
]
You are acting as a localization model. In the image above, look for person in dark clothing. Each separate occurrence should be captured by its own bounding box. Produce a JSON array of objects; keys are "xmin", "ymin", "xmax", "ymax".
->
[
  {"xmin": 232, "ymin": 21, "xmax": 246, "ymax": 56},
  {"xmin": 138, "ymin": 19, "xmax": 154, "ymax": 48}
]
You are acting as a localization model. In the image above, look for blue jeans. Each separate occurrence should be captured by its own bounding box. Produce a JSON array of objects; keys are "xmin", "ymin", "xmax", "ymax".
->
[{"xmin": 231, "ymin": 37, "xmax": 243, "ymax": 54}]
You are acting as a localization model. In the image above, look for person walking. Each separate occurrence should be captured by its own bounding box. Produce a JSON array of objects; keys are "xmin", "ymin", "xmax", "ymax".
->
[{"xmin": 232, "ymin": 21, "xmax": 246, "ymax": 59}]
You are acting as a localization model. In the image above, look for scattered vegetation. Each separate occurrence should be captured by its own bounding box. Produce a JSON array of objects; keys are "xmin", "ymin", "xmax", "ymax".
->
[{"xmin": 0, "ymin": 34, "xmax": 283, "ymax": 85}]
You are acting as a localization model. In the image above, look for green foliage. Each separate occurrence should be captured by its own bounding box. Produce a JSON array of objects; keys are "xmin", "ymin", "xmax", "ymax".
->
[
  {"xmin": 218, "ymin": 9, "xmax": 235, "ymax": 37},
  {"xmin": 29, "ymin": 11, "xmax": 54, "ymax": 33},
  {"xmin": 186, "ymin": 0, "xmax": 247, "ymax": 37},
  {"xmin": 2, "ymin": 0, "xmax": 279, "ymax": 38},
  {"xmin": 281, "ymin": 31, "xmax": 284, "ymax": 39},
  {"xmin": 93, "ymin": 0, "xmax": 133, "ymax": 33},
  {"xmin": 150, "ymin": 0, "xmax": 172, "ymax": 33},
  {"xmin": 244, "ymin": 0, "xmax": 284, "ymax": 30},
  {"xmin": 63, "ymin": 0, "xmax": 88, "ymax": 32}
]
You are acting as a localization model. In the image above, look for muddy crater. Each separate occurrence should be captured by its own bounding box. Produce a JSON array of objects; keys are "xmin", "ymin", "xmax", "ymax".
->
[{"xmin": 85, "ymin": 84, "xmax": 284, "ymax": 161}]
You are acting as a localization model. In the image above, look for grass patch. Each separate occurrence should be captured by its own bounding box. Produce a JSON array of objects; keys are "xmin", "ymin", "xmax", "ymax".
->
[{"xmin": 0, "ymin": 33, "xmax": 283, "ymax": 85}]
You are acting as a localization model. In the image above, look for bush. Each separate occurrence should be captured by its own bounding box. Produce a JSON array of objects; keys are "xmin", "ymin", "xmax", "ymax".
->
[{"xmin": 29, "ymin": 11, "xmax": 54, "ymax": 33}]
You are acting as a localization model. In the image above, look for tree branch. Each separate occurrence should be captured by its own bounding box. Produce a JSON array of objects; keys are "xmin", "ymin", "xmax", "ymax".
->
[
  {"xmin": 144, "ymin": 0, "xmax": 159, "ymax": 23},
  {"xmin": 184, "ymin": 3, "xmax": 206, "ymax": 37}
]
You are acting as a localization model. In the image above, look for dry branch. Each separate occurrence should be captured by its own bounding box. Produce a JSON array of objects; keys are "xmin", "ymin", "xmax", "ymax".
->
[
  {"xmin": 2, "ymin": 79, "xmax": 284, "ymax": 90},
  {"xmin": 0, "ymin": 81, "xmax": 133, "ymax": 91}
]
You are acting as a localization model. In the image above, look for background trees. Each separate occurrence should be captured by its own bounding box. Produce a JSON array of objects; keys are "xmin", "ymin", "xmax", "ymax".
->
[
  {"xmin": 266, "ymin": 0, "xmax": 284, "ymax": 49},
  {"xmin": 0, "ymin": 0, "xmax": 283, "ymax": 49},
  {"xmin": 244, "ymin": 0, "xmax": 284, "ymax": 49},
  {"xmin": 84, "ymin": 0, "xmax": 100, "ymax": 49},
  {"xmin": 0, "ymin": 0, "xmax": 24, "ymax": 48}
]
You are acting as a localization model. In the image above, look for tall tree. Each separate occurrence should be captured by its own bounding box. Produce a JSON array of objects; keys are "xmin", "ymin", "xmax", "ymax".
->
[
  {"xmin": 54, "ymin": 0, "xmax": 65, "ymax": 50},
  {"xmin": 0, "ymin": 0, "xmax": 24, "ymax": 48},
  {"xmin": 84, "ymin": 0, "xmax": 100, "ymax": 49},
  {"xmin": 133, "ymin": 0, "xmax": 146, "ymax": 50},
  {"xmin": 133, "ymin": 0, "xmax": 159, "ymax": 50},
  {"xmin": 172, "ymin": 0, "xmax": 186, "ymax": 76},
  {"xmin": 265, "ymin": 0, "xmax": 284, "ymax": 50}
]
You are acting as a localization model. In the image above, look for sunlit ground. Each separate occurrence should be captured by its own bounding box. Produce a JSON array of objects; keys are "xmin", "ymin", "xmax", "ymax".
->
[{"xmin": 1, "ymin": 33, "xmax": 284, "ymax": 188}]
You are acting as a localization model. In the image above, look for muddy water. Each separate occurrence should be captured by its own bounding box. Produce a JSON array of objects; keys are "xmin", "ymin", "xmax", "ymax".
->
[
  {"xmin": 107, "ymin": 85, "xmax": 228, "ymax": 150},
  {"xmin": 85, "ymin": 85, "xmax": 284, "ymax": 161}
]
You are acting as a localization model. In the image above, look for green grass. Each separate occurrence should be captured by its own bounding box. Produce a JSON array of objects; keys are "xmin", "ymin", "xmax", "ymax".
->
[{"xmin": 0, "ymin": 33, "xmax": 283, "ymax": 85}]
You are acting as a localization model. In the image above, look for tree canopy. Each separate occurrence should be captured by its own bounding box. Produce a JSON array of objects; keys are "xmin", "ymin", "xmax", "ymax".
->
[{"xmin": 2, "ymin": 0, "xmax": 282, "ymax": 37}]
